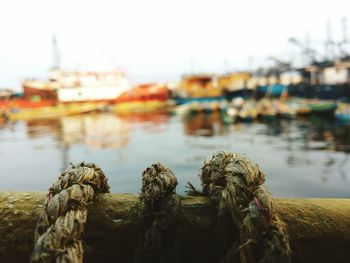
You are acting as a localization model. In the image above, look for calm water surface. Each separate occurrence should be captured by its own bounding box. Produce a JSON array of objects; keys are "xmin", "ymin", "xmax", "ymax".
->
[{"xmin": 0, "ymin": 111, "xmax": 349, "ymax": 198}]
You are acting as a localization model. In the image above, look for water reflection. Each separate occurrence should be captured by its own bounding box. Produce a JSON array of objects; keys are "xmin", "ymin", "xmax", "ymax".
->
[
  {"xmin": 23, "ymin": 111, "xmax": 170, "ymax": 149},
  {"xmin": 60, "ymin": 114, "xmax": 130, "ymax": 148},
  {"xmin": 183, "ymin": 112, "xmax": 225, "ymax": 137},
  {"xmin": 0, "ymin": 111, "xmax": 349, "ymax": 196},
  {"xmin": 117, "ymin": 110, "xmax": 169, "ymax": 124},
  {"xmin": 338, "ymin": 154, "xmax": 349, "ymax": 180},
  {"xmin": 258, "ymin": 116, "xmax": 350, "ymax": 153},
  {"xmin": 26, "ymin": 119, "xmax": 61, "ymax": 139},
  {"xmin": 181, "ymin": 113, "xmax": 350, "ymax": 186},
  {"xmin": 117, "ymin": 111, "xmax": 169, "ymax": 133},
  {"xmin": 254, "ymin": 116, "xmax": 349, "ymax": 184}
]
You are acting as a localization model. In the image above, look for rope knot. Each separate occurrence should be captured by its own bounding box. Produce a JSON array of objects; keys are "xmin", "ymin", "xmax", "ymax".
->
[
  {"xmin": 135, "ymin": 162, "xmax": 181, "ymax": 263},
  {"xmin": 140, "ymin": 162, "xmax": 177, "ymax": 204},
  {"xmin": 30, "ymin": 162, "xmax": 110, "ymax": 263},
  {"xmin": 200, "ymin": 151, "xmax": 291, "ymax": 263}
]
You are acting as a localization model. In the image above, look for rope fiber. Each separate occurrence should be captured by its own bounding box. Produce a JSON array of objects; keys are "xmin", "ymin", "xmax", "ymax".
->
[
  {"xmin": 30, "ymin": 162, "xmax": 109, "ymax": 263},
  {"xmin": 30, "ymin": 152, "xmax": 291, "ymax": 263},
  {"xmin": 134, "ymin": 162, "xmax": 181, "ymax": 263},
  {"xmin": 200, "ymin": 151, "xmax": 291, "ymax": 263}
]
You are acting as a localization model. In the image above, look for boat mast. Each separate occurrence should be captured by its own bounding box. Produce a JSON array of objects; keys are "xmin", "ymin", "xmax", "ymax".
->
[
  {"xmin": 52, "ymin": 34, "xmax": 61, "ymax": 70},
  {"xmin": 325, "ymin": 21, "xmax": 335, "ymax": 60},
  {"xmin": 340, "ymin": 17, "xmax": 349, "ymax": 57}
]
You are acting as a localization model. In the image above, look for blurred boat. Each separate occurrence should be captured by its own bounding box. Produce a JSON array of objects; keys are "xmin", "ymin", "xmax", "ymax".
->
[
  {"xmin": 218, "ymin": 72, "xmax": 253, "ymax": 101},
  {"xmin": 221, "ymin": 107, "xmax": 237, "ymax": 125},
  {"xmin": 0, "ymin": 69, "xmax": 131, "ymax": 120},
  {"xmin": 174, "ymin": 96, "xmax": 225, "ymax": 105},
  {"xmin": 273, "ymin": 100, "xmax": 296, "ymax": 118},
  {"xmin": 223, "ymin": 88, "xmax": 253, "ymax": 101},
  {"xmin": 22, "ymin": 69, "xmax": 131, "ymax": 103},
  {"xmin": 173, "ymin": 75, "xmax": 225, "ymax": 105},
  {"xmin": 235, "ymin": 99, "xmax": 258, "ymax": 122},
  {"xmin": 288, "ymin": 98, "xmax": 336, "ymax": 116},
  {"xmin": 308, "ymin": 100, "xmax": 337, "ymax": 116},
  {"xmin": 257, "ymin": 98, "xmax": 277, "ymax": 119},
  {"xmin": 172, "ymin": 101, "xmax": 222, "ymax": 116},
  {"xmin": 111, "ymin": 83, "xmax": 169, "ymax": 113},
  {"xmin": 335, "ymin": 102, "xmax": 350, "ymax": 123},
  {"xmin": 256, "ymin": 84, "xmax": 287, "ymax": 99},
  {"xmin": 4, "ymin": 102, "xmax": 104, "ymax": 121}
]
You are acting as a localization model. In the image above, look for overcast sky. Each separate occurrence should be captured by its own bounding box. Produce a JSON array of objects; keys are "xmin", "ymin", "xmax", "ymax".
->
[{"xmin": 0, "ymin": 0, "xmax": 349, "ymax": 90}]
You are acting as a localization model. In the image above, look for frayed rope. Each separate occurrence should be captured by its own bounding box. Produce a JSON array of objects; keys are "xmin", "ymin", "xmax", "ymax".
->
[
  {"xmin": 200, "ymin": 151, "xmax": 291, "ymax": 263},
  {"xmin": 30, "ymin": 162, "xmax": 109, "ymax": 263}
]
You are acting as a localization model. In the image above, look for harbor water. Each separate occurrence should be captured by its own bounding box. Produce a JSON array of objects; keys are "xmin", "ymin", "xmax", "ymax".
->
[{"xmin": 0, "ymin": 111, "xmax": 349, "ymax": 198}]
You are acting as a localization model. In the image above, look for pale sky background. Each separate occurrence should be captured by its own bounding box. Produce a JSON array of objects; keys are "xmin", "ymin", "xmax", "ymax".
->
[{"xmin": 0, "ymin": 0, "xmax": 349, "ymax": 90}]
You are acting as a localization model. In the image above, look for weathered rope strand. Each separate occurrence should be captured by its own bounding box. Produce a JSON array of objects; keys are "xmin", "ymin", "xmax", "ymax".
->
[
  {"xmin": 30, "ymin": 162, "xmax": 109, "ymax": 263},
  {"xmin": 201, "ymin": 152, "xmax": 291, "ymax": 263},
  {"xmin": 134, "ymin": 162, "xmax": 181, "ymax": 263}
]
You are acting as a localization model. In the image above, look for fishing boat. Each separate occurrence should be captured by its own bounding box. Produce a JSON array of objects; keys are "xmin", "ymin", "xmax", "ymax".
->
[
  {"xmin": 221, "ymin": 107, "xmax": 237, "ymax": 125},
  {"xmin": 287, "ymin": 98, "xmax": 337, "ymax": 116},
  {"xmin": 272, "ymin": 100, "xmax": 296, "ymax": 118},
  {"xmin": 225, "ymin": 98, "xmax": 257, "ymax": 123},
  {"xmin": 0, "ymin": 97, "xmax": 106, "ymax": 121},
  {"xmin": 111, "ymin": 83, "xmax": 169, "ymax": 113},
  {"xmin": 257, "ymin": 98, "xmax": 277, "ymax": 119},
  {"xmin": 218, "ymin": 72, "xmax": 253, "ymax": 101},
  {"xmin": 3, "ymin": 102, "xmax": 104, "ymax": 121},
  {"xmin": 238, "ymin": 107, "xmax": 258, "ymax": 122},
  {"xmin": 335, "ymin": 102, "xmax": 350, "ymax": 123},
  {"xmin": 1, "ymin": 69, "xmax": 132, "ymax": 121},
  {"xmin": 23, "ymin": 69, "xmax": 131, "ymax": 103},
  {"xmin": 1, "ymin": 33, "xmax": 133, "ymax": 120},
  {"xmin": 308, "ymin": 100, "xmax": 337, "ymax": 116},
  {"xmin": 171, "ymin": 100, "xmax": 224, "ymax": 116},
  {"xmin": 173, "ymin": 75, "xmax": 225, "ymax": 105}
]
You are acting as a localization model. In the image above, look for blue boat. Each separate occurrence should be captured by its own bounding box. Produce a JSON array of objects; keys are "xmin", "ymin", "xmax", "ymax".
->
[
  {"xmin": 335, "ymin": 102, "xmax": 350, "ymax": 123},
  {"xmin": 174, "ymin": 96, "xmax": 225, "ymax": 105},
  {"xmin": 287, "ymin": 84, "xmax": 350, "ymax": 100},
  {"xmin": 336, "ymin": 113, "xmax": 350, "ymax": 122},
  {"xmin": 256, "ymin": 84, "xmax": 287, "ymax": 99},
  {"xmin": 223, "ymin": 88, "xmax": 253, "ymax": 101}
]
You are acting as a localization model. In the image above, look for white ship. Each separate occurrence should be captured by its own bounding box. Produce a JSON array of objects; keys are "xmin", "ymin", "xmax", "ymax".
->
[{"xmin": 22, "ymin": 69, "xmax": 131, "ymax": 103}]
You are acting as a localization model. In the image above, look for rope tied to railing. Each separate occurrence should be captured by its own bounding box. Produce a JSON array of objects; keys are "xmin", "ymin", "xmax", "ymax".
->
[
  {"xmin": 200, "ymin": 151, "xmax": 291, "ymax": 263},
  {"xmin": 134, "ymin": 162, "xmax": 181, "ymax": 263},
  {"xmin": 30, "ymin": 162, "xmax": 109, "ymax": 263},
  {"xmin": 30, "ymin": 154, "xmax": 291, "ymax": 262}
]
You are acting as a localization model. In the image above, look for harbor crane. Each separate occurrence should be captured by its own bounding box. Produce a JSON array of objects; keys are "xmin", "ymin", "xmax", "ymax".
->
[
  {"xmin": 267, "ymin": 56, "xmax": 292, "ymax": 72},
  {"xmin": 288, "ymin": 37, "xmax": 318, "ymax": 65}
]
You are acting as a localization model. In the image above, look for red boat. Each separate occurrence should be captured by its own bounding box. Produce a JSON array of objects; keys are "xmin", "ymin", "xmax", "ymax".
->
[{"xmin": 112, "ymin": 83, "xmax": 170, "ymax": 113}]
